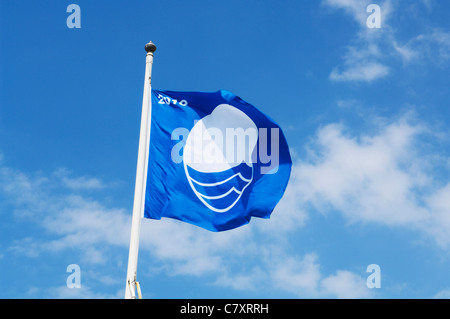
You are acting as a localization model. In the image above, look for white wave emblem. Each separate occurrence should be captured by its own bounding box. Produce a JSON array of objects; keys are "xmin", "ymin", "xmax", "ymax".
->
[{"xmin": 183, "ymin": 104, "xmax": 258, "ymax": 213}]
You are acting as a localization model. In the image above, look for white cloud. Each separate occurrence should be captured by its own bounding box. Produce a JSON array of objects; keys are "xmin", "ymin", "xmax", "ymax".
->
[
  {"xmin": 321, "ymin": 270, "xmax": 372, "ymax": 299},
  {"xmin": 139, "ymin": 218, "xmax": 242, "ymax": 276},
  {"xmin": 336, "ymin": 99, "xmax": 359, "ymax": 109},
  {"xmin": 424, "ymin": 184, "xmax": 450, "ymax": 248},
  {"xmin": 420, "ymin": 0, "xmax": 433, "ymax": 9},
  {"xmin": 27, "ymin": 285, "xmax": 121, "ymax": 299},
  {"xmin": 323, "ymin": 0, "xmax": 393, "ymax": 82},
  {"xmin": 292, "ymin": 111, "xmax": 450, "ymax": 248},
  {"xmin": 41, "ymin": 198, "xmax": 131, "ymax": 263},
  {"xmin": 433, "ymin": 288, "xmax": 450, "ymax": 299},
  {"xmin": 0, "ymin": 166, "xmax": 49, "ymax": 217},
  {"xmin": 393, "ymin": 41, "xmax": 419, "ymax": 63},
  {"xmin": 213, "ymin": 268, "xmax": 264, "ymax": 291},
  {"xmin": 62, "ymin": 176, "xmax": 105, "ymax": 190},
  {"xmin": 323, "ymin": 0, "xmax": 393, "ymax": 31},
  {"xmin": 295, "ymin": 115, "xmax": 426, "ymax": 224},
  {"xmin": 395, "ymin": 29, "xmax": 450, "ymax": 65},
  {"xmin": 427, "ymin": 29, "xmax": 450, "ymax": 61},
  {"xmin": 323, "ymin": 0, "xmax": 450, "ymax": 82},
  {"xmin": 266, "ymin": 252, "xmax": 372, "ymax": 298},
  {"xmin": 0, "ymin": 163, "xmax": 130, "ymax": 265},
  {"xmin": 52, "ymin": 168, "xmax": 107, "ymax": 190},
  {"xmin": 323, "ymin": 0, "xmax": 373, "ymax": 27},
  {"xmin": 271, "ymin": 253, "xmax": 322, "ymax": 296},
  {"xmin": 330, "ymin": 62, "xmax": 390, "ymax": 82}
]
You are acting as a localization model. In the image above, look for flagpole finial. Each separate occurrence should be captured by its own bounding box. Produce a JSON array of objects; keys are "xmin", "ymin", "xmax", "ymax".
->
[{"xmin": 145, "ymin": 41, "xmax": 157, "ymax": 53}]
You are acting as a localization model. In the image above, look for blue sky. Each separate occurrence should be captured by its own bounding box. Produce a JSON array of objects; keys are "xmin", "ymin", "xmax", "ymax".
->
[{"xmin": 1, "ymin": 0, "xmax": 450, "ymax": 298}]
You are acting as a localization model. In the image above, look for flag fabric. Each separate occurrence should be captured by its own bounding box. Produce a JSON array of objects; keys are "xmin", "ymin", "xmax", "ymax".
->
[{"xmin": 144, "ymin": 89, "xmax": 291, "ymax": 231}]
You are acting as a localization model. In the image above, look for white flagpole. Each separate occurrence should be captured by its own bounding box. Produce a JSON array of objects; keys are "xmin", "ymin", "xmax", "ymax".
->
[{"xmin": 125, "ymin": 41, "xmax": 156, "ymax": 299}]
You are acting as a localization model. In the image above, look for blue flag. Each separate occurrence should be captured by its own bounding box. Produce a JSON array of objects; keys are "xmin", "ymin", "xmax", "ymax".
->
[{"xmin": 144, "ymin": 89, "xmax": 291, "ymax": 231}]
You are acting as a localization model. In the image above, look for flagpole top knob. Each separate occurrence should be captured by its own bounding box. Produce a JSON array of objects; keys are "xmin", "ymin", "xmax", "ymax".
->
[{"xmin": 145, "ymin": 41, "xmax": 157, "ymax": 53}]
